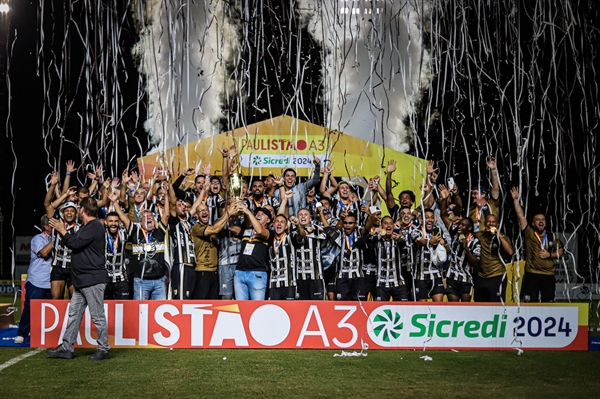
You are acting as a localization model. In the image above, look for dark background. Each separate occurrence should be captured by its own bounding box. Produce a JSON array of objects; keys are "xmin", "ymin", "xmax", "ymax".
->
[{"xmin": 1, "ymin": 1, "xmax": 599, "ymax": 280}]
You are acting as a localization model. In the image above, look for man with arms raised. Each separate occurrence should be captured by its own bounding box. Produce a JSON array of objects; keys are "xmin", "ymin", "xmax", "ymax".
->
[
  {"xmin": 109, "ymin": 186, "xmax": 170, "ymax": 300},
  {"xmin": 474, "ymin": 214, "xmax": 514, "ymax": 302},
  {"xmin": 272, "ymin": 153, "xmax": 321, "ymax": 217},
  {"xmin": 231, "ymin": 204, "xmax": 272, "ymax": 300},
  {"xmin": 47, "ymin": 197, "xmax": 109, "ymax": 360},
  {"xmin": 511, "ymin": 187, "xmax": 563, "ymax": 302},
  {"xmin": 191, "ymin": 202, "xmax": 234, "ymax": 299}
]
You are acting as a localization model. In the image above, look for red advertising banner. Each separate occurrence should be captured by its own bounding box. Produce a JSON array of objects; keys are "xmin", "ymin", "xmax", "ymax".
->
[{"xmin": 30, "ymin": 300, "xmax": 588, "ymax": 350}]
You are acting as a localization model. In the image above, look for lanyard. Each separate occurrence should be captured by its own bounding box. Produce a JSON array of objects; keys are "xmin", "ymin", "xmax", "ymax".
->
[
  {"xmin": 107, "ymin": 233, "xmax": 119, "ymax": 254},
  {"xmin": 134, "ymin": 203, "xmax": 145, "ymax": 222},
  {"xmin": 141, "ymin": 228, "xmax": 153, "ymax": 244},
  {"xmin": 274, "ymin": 234, "xmax": 287, "ymax": 252},
  {"xmin": 345, "ymin": 233, "xmax": 354, "ymax": 250},
  {"xmin": 179, "ymin": 217, "xmax": 191, "ymax": 235},
  {"xmin": 534, "ymin": 231, "xmax": 547, "ymax": 250}
]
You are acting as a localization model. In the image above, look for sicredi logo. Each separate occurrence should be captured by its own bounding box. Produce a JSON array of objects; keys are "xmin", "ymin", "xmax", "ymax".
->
[{"xmin": 368, "ymin": 306, "xmax": 404, "ymax": 346}]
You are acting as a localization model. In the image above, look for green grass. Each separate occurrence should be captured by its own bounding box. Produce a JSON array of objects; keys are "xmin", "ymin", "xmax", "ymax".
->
[{"xmin": 0, "ymin": 348, "xmax": 599, "ymax": 398}]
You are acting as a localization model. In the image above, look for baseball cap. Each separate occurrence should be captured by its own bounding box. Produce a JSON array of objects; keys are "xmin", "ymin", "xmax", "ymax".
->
[
  {"xmin": 62, "ymin": 201, "xmax": 78, "ymax": 210},
  {"xmin": 254, "ymin": 207, "xmax": 273, "ymax": 222}
]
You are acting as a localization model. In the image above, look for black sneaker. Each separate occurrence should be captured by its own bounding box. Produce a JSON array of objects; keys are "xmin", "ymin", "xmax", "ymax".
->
[
  {"xmin": 47, "ymin": 345, "xmax": 74, "ymax": 359},
  {"xmin": 88, "ymin": 349, "xmax": 110, "ymax": 361}
]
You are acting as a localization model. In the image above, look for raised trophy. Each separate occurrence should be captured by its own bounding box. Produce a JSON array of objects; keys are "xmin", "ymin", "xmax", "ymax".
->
[{"xmin": 229, "ymin": 171, "xmax": 244, "ymax": 200}]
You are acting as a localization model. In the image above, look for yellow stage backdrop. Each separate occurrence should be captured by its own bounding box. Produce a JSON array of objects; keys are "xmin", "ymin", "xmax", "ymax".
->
[{"xmin": 138, "ymin": 115, "xmax": 427, "ymax": 205}]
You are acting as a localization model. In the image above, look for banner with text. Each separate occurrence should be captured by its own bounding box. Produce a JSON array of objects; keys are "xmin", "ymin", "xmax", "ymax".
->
[{"xmin": 31, "ymin": 301, "xmax": 588, "ymax": 350}]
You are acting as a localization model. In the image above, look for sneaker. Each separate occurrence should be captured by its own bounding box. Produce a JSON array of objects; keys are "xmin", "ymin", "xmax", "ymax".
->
[
  {"xmin": 14, "ymin": 336, "xmax": 24, "ymax": 344},
  {"xmin": 46, "ymin": 344, "xmax": 74, "ymax": 359},
  {"xmin": 88, "ymin": 349, "xmax": 110, "ymax": 361}
]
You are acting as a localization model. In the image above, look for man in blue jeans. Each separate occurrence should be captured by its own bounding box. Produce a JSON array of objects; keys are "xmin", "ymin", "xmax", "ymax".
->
[
  {"xmin": 109, "ymin": 189, "xmax": 170, "ymax": 300},
  {"xmin": 15, "ymin": 215, "xmax": 53, "ymax": 344},
  {"xmin": 231, "ymin": 203, "xmax": 272, "ymax": 300}
]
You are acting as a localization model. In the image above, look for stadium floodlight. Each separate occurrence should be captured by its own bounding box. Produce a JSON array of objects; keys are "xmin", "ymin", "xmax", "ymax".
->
[{"xmin": 0, "ymin": 3, "xmax": 10, "ymax": 13}]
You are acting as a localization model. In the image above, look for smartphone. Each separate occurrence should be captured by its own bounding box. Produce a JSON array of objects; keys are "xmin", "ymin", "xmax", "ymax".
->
[
  {"xmin": 447, "ymin": 177, "xmax": 455, "ymax": 191},
  {"xmin": 393, "ymin": 227, "xmax": 401, "ymax": 234},
  {"xmin": 433, "ymin": 227, "xmax": 440, "ymax": 235},
  {"xmin": 362, "ymin": 200, "xmax": 369, "ymax": 206}
]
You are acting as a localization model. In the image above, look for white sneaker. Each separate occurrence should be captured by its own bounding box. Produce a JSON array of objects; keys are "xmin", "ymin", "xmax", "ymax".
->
[{"xmin": 14, "ymin": 336, "xmax": 24, "ymax": 344}]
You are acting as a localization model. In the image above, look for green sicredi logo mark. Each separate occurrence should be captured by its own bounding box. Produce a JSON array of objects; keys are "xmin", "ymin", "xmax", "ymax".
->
[{"xmin": 372, "ymin": 309, "xmax": 403, "ymax": 342}]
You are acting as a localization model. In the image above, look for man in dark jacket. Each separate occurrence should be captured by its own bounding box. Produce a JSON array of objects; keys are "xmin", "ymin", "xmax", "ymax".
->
[{"xmin": 47, "ymin": 197, "xmax": 110, "ymax": 360}]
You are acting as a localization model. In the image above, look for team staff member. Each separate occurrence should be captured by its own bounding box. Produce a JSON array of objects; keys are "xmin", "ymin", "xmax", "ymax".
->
[
  {"xmin": 232, "ymin": 204, "xmax": 272, "ymax": 300},
  {"xmin": 191, "ymin": 202, "xmax": 233, "ymax": 299},
  {"xmin": 511, "ymin": 187, "xmax": 563, "ymax": 302},
  {"xmin": 110, "ymin": 188, "xmax": 171, "ymax": 300},
  {"xmin": 474, "ymin": 214, "xmax": 515, "ymax": 302},
  {"xmin": 469, "ymin": 157, "xmax": 501, "ymax": 232},
  {"xmin": 15, "ymin": 215, "xmax": 53, "ymax": 344},
  {"xmin": 47, "ymin": 197, "xmax": 110, "ymax": 360}
]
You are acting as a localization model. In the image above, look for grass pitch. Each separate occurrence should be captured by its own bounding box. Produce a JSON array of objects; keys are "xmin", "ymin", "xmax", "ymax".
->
[{"xmin": 0, "ymin": 348, "xmax": 599, "ymax": 398}]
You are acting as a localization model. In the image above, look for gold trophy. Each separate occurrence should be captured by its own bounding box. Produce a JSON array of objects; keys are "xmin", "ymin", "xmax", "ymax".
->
[{"xmin": 229, "ymin": 171, "xmax": 244, "ymax": 199}]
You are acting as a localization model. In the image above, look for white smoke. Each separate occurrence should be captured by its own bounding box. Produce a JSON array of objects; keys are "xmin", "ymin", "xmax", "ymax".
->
[
  {"xmin": 297, "ymin": 0, "xmax": 432, "ymax": 152},
  {"xmin": 131, "ymin": 0, "xmax": 240, "ymax": 157},
  {"xmin": 132, "ymin": 0, "xmax": 431, "ymax": 157}
]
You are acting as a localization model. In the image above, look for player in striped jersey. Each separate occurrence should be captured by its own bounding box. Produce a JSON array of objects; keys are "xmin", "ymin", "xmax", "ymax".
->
[
  {"xmin": 395, "ymin": 206, "xmax": 419, "ymax": 299},
  {"xmin": 359, "ymin": 216, "xmax": 408, "ymax": 301},
  {"xmin": 48, "ymin": 201, "xmax": 81, "ymax": 299},
  {"xmin": 411, "ymin": 208, "xmax": 446, "ymax": 302},
  {"xmin": 268, "ymin": 215, "xmax": 296, "ymax": 300},
  {"xmin": 439, "ymin": 185, "xmax": 482, "ymax": 302},
  {"xmin": 103, "ymin": 212, "xmax": 129, "ymax": 299},
  {"xmin": 169, "ymin": 197, "xmax": 197, "ymax": 299},
  {"xmin": 333, "ymin": 212, "xmax": 366, "ymax": 301},
  {"xmin": 290, "ymin": 208, "xmax": 327, "ymax": 300}
]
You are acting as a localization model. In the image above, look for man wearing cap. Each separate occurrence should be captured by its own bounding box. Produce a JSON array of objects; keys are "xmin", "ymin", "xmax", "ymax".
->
[
  {"xmin": 272, "ymin": 153, "xmax": 321, "ymax": 217},
  {"xmin": 14, "ymin": 215, "xmax": 54, "ymax": 344},
  {"xmin": 231, "ymin": 203, "xmax": 272, "ymax": 300},
  {"xmin": 468, "ymin": 157, "xmax": 501, "ymax": 232},
  {"xmin": 48, "ymin": 200, "xmax": 81, "ymax": 299},
  {"xmin": 47, "ymin": 197, "xmax": 109, "ymax": 360}
]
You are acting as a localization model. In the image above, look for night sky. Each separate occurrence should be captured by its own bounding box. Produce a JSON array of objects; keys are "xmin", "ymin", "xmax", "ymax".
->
[{"xmin": 1, "ymin": 1, "xmax": 599, "ymax": 280}]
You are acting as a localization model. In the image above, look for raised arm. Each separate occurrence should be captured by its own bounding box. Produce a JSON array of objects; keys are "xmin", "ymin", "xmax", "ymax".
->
[
  {"xmin": 61, "ymin": 160, "xmax": 77, "ymax": 195},
  {"xmin": 510, "ymin": 187, "xmax": 528, "ymax": 231},
  {"xmin": 49, "ymin": 186, "xmax": 76, "ymax": 215},
  {"xmin": 108, "ymin": 191, "xmax": 131, "ymax": 230},
  {"xmin": 487, "ymin": 156, "xmax": 500, "ymax": 201},
  {"xmin": 241, "ymin": 202, "xmax": 268, "ymax": 239},
  {"xmin": 385, "ymin": 160, "xmax": 397, "ymax": 211},
  {"xmin": 277, "ymin": 188, "xmax": 294, "ymax": 217},
  {"xmin": 44, "ymin": 171, "xmax": 60, "ymax": 217},
  {"xmin": 320, "ymin": 162, "xmax": 336, "ymax": 199},
  {"xmin": 306, "ymin": 153, "xmax": 322, "ymax": 190},
  {"xmin": 120, "ymin": 170, "xmax": 131, "ymax": 203},
  {"xmin": 438, "ymin": 184, "xmax": 452, "ymax": 229}
]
